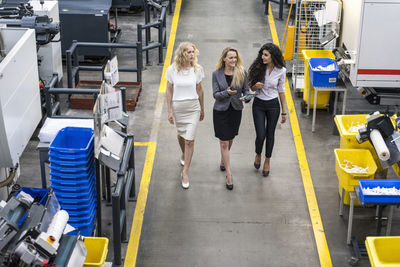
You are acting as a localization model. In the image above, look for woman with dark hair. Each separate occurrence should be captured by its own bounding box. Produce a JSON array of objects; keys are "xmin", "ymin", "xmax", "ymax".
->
[
  {"xmin": 212, "ymin": 47, "xmax": 249, "ymax": 190},
  {"xmin": 248, "ymin": 43, "xmax": 287, "ymax": 177}
]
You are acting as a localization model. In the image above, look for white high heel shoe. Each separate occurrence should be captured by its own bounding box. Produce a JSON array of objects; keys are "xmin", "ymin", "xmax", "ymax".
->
[{"xmin": 181, "ymin": 172, "xmax": 189, "ymax": 189}]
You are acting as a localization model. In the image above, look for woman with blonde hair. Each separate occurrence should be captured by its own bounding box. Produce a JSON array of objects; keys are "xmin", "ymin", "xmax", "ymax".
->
[
  {"xmin": 166, "ymin": 42, "xmax": 205, "ymax": 189},
  {"xmin": 212, "ymin": 47, "xmax": 249, "ymax": 190}
]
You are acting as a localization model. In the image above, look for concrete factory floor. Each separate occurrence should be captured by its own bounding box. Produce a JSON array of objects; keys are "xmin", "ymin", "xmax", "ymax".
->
[{"xmin": 17, "ymin": 0, "xmax": 400, "ymax": 266}]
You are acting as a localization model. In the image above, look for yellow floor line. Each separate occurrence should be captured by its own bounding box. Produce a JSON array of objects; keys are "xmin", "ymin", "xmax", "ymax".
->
[
  {"xmin": 267, "ymin": 4, "xmax": 333, "ymax": 267},
  {"xmin": 124, "ymin": 0, "xmax": 183, "ymax": 265},
  {"xmin": 124, "ymin": 142, "xmax": 156, "ymax": 267}
]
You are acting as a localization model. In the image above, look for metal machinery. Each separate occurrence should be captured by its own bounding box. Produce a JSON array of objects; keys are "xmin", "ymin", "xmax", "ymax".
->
[
  {"xmin": 112, "ymin": 0, "xmax": 143, "ymax": 10},
  {"xmin": 58, "ymin": 0, "xmax": 120, "ymax": 58},
  {"xmin": 336, "ymin": 0, "xmax": 400, "ymax": 107},
  {"xmin": 357, "ymin": 112, "xmax": 400, "ymax": 174},
  {"xmin": 0, "ymin": 190, "xmax": 87, "ymax": 266},
  {"xmin": 292, "ymin": 0, "xmax": 341, "ymax": 94},
  {"xmin": 0, "ymin": 0, "xmax": 63, "ymax": 85}
]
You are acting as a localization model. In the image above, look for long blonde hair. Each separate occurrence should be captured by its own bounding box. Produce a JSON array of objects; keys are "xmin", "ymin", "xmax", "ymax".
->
[
  {"xmin": 173, "ymin": 42, "xmax": 200, "ymax": 73},
  {"xmin": 216, "ymin": 47, "xmax": 245, "ymax": 88}
]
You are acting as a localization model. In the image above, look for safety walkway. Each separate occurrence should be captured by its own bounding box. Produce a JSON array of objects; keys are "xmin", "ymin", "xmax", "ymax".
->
[{"xmin": 131, "ymin": 0, "xmax": 326, "ymax": 266}]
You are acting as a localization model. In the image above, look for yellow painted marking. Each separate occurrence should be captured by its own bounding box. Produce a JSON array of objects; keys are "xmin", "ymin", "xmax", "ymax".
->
[
  {"xmin": 159, "ymin": 0, "xmax": 182, "ymax": 93},
  {"xmin": 124, "ymin": 0, "xmax": 183, "ymax": 265},
  {"xmin": 268, "ymin": 6, "xmax": 333, "ymax": 267},
  {"xmin": 124, "ymin": 142, "xmax": 157, "ymax": 267}
]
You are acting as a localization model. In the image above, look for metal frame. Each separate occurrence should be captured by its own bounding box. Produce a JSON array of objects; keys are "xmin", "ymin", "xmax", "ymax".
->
[
  {"xmin": 264, "ymin": 0, "xmax": 285, "ymax": 20},
  {"xmin": 140, "ymin": 2, "xmax": 167, "ymax": 66},
  {"xmin": 292, "ymin": 0, "xmax": 340, "ymax": 93},
  {"xmin": 65, "ymin": 41, "xmax": 143, "ymax": 89},
  {"xmin": 109, "ymin": 132, "xmax": 135, "ymax": 266}
]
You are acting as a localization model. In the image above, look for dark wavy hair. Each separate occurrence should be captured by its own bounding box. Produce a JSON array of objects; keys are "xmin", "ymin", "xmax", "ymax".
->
[{"xmin": 248, "ymin": 43, "xmax": 285, "ymax": 87}]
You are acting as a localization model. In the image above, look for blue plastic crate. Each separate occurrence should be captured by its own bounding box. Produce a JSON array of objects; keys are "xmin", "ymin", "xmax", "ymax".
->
[
  {"xmin": 52, "ymin": 182, "xmax": 96, "ymax": 198},
  {"xmin": 15, "ymin": 188, "xmax": 49, "ymax": 226},
  {"xmin": 49, "ymin": 160, "xmax": 95, "ymax": 174},
  {"xmin": 54, "ymin": 189, "xmax": 96, "ymax": 204},
  {"xmin": 67, "ymin": 217, "xmax": 95, "ymax": 236},
  {"xmin": 16, "ymin": 188, "xmax": 49, "ymax": 206},
  {"xmin": 59, "ymin": 197, "xmax": 96, "ymax": 211},
  {"xmin": 308, "ymin": 58, "xmax": 339, "ymax": 87},
  {"xmin": 49, "ymin": 127, "xmax": 94, "ymax": 154},
  {"xmin": 50, "ymin": 173, "xmax": 95, "ymax": 187},
  {"xmin": 49, "ymin": 156, "xmax": 94, "ymax": 168},
  {"xmin": 359, "ymin": 179, "xmax": 400, "ymax": 204},
  {"xmin": 68, "ymin": 205, "xmax": 96, "ymax": 224},
  {"xmin": 48, "ymin": 146, "xmax": 94, "ymax": 161},
  {"xmin": 50, "ymin": 177, "xmax": 95, "ymax": 193},
  {"xmin": 63, "ymin": 201, "xmax": 97, "ymax": 217},
  {"xmin": 49, "ymin": 167, "xmax": 95, "ymax": 180}
]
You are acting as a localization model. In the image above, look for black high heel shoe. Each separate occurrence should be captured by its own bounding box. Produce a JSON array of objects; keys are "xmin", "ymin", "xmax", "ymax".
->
[
  {"xmin": 226, "ymin": 175, "xmax": 233, "ymax": 190},
  {"xmin": 262, "ymin": 170, "xmax": 270, "ymax": 177},
  {"xmin": 254, "ymin": 162, "xmax": 260, "ymax": 170}
]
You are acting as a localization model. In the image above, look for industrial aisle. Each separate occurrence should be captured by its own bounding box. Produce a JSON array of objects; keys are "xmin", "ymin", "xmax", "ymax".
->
[
  {"xmin": 129, "ymin": 1, "xmax": 400, "ymax": 266},
  {"xmin": 134, "ymin": 0, "xmax": 321, "ymax": 266}
]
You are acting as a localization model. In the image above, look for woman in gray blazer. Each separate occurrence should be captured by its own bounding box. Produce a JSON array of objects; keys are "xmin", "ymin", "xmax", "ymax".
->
[{"xmin": 212, "ymin": 47, "xmax": 250, "ymax": 190}]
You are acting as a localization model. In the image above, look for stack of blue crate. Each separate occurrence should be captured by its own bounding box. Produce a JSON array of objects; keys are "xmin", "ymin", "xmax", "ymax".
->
[{"xmin": 48, "ymin": 127, "xmax": 96, "ymax": 236}]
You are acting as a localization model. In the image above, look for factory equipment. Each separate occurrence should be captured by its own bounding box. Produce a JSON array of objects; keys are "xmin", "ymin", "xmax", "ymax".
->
[
  {"xmin": 0, "ymin": 3, "xmax": 59, "ymax": 45},
  {"xmin": 0, "ymin": 190, "xmax": 88, "ymax": 266},
  {"xmin": 0, "ymin": 191, "xmax": 34, "ymax": 252},
  {"xmin": 356, "ymin": 112, "xmax": 400, "ymax": 173},
  {"xmin": 336, "ymin": 0, "xmax": 400, "ymax": 106},
  {"xmin": 0, "ymin": 1, "xmax": 62, "ymax": 85},
  {"xmin": 0, "ymin": 28, "xmax": 41, "ymax": 168},
  {"xmin": 112, "ymin": 0, "xmax": 143, "ymax": 10},
  {"xmin": 58, "ymin": 0, "xmax": 120, "ymax": 58}
]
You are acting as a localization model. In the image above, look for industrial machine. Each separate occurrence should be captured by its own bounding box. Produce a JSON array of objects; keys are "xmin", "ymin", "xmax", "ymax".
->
[
  {"xmin": 336, "ymin": 0, "xmax": 400, "ymax": 106},
  {"xmin": 0, "ymin": 190, "xmax": 88, "ymax": 266},
  {"xmin": 112, "ymin": 0, "xmax": 143, "ymax": 10},
  {"xmin": 58, "ymin": 0, "xmax": 120, "ymax": 58},
  {"xmin": 0, "ymin": 1, "xmax": 63, "ymax": 85},
  {"xmin": 356, "ymin": 112, "xmax": 400, "ymax": 173}
]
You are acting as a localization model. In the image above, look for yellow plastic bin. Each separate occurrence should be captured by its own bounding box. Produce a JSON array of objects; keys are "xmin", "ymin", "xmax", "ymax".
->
[
  {"xmin": 83, "ymin": 237, "xmax": 109, "ymax": 267},
  {"xmin": 334, "ymin": 149, "xmax": 377, "ymax": 205},
  {"xmin": 365, "ymin": 236, "xmax": 400, "ymax": 267},
  {"xmin": 302, "ymin": 50, "xmax": 335, "ymax": 109},
  {"xmin": 334, "ymin": 114, "xmax": 398, "ymax": 177}
]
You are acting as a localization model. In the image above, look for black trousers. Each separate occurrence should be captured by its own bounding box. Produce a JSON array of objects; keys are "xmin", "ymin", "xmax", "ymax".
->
[{"xmin": 252, "ymin": 97, "xmax": 280, "ymax": 157}]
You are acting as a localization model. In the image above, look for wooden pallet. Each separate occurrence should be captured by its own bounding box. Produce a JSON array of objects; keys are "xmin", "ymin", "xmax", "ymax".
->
[{"xmin": 70, "ymin": 80, "xmax": 142, "ymax": 111}]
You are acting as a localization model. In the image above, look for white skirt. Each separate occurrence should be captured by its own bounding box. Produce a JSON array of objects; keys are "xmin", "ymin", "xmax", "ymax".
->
[{"xmin": 172, "ymin": 99, "xmax": 200, "ymax": 141}]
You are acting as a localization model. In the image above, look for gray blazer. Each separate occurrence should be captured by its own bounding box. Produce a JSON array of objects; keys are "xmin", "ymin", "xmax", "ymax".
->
[{"xmin": 212, "ymin": 68, "xmax": 249, "ymax": 111}]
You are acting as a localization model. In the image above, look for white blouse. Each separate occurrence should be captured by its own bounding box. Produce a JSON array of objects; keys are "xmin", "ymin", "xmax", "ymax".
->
[
  {"xmin": 256, "ymin": 66, "xmax": 286, "ymax": 101},
  {"xmin": 165, "ymin": 64, "xmax": 204, "ymax": 101}
]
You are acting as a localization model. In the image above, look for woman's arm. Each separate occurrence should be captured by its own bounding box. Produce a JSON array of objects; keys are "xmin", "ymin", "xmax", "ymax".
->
[
  {"xmin": 166, "ymin": 81, "xmax": 174, "ymax": 124},
  {"xmin": 212, "ymin": 71, "xmax": 230, "ymax": 100},
  {"xmin": 196, "ymin": 82, "xmax": 205, "ymax": 121},
  {"xmin": 279, "ymin": 92, "xmax": 287, "ymax": 123}
]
